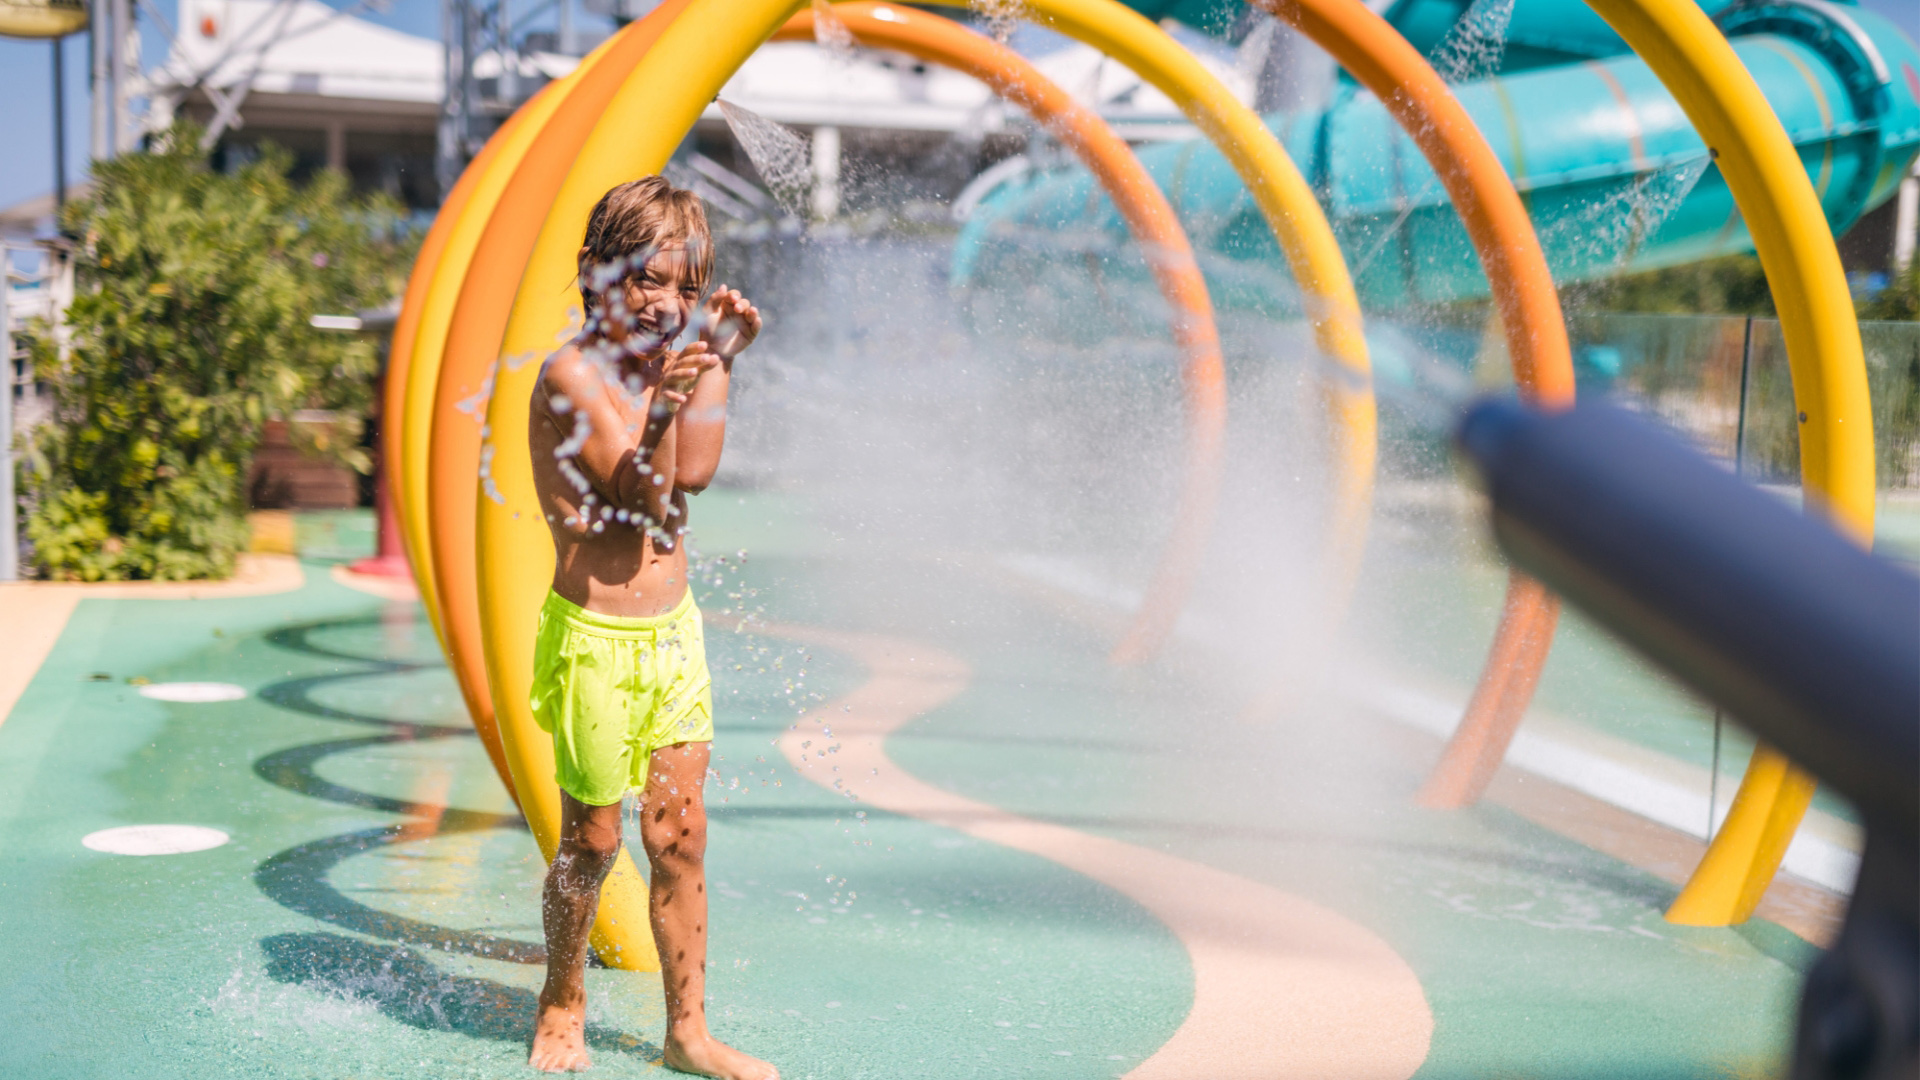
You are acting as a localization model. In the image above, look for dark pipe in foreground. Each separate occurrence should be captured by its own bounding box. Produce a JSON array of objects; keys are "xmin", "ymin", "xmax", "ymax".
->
[{"xmin": 1455, "ymin": 398, "xmax": 1917, "ymax": 1080}]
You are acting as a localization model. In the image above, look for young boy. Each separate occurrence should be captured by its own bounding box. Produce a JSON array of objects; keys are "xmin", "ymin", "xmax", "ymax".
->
[{"xmin": 524, "ymin": 176, "xmax": 770, "ymax": 1078}]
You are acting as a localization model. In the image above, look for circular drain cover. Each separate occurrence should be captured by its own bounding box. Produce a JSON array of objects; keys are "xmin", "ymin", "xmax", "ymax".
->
[
  {"xmin": 82, "ymin": 825, "xmax": 230, "ymax": 856},
  {"xmin": 137, "ymin": 682, "xmax": 247, "ymax": 703}
]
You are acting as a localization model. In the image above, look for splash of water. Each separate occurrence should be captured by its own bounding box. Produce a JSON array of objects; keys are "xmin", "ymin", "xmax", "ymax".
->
[
  {"xmin": 1432, "ymin": 0, "xmax": 1514, "ymax": 84},
  {"xmin": 208, "ymin": 955, "xmax": 378, "ymax": 1032},
  {"xmin": 1543, "ymin": 156, "xmax": 1711, "ymax": 273},
  {"xmin": 718, "ymin": 100, "xmax": 815, "ymax": 221},
  {"xmin": 970, "ymin": 0, "xmax": 1022, "ymax": 44},
  {"xmin": 811, "ymin": 0, "xmax": 856, "ymax": 64}
]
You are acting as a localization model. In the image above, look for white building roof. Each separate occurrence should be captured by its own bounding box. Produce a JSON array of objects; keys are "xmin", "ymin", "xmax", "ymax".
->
[
  {"xmin": 709, "ymin": 41, "xmax": 1000, "ymax": 133},
  {"xmin": 145, "ymin": 0, "xmax": 1254, "ymax": 137},
  {"xmin": 699, "ymin": 33, "xmax": 1252, "ymax": 138},
  {"xmin": 151, "ymin": 0, "xmax": 443, "ymax": 106}
]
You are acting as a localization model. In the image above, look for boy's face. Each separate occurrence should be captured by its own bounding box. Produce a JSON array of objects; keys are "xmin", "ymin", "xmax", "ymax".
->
[{"xmin": 600, "ymin": 242, "xmax": 703, "ymax": 356}]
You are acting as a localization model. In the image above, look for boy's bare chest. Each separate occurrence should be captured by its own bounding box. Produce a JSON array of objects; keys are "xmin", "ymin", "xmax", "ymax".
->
[{"xmin": 596, "ymin": 373, "xmax": 652, "ymax": 434}]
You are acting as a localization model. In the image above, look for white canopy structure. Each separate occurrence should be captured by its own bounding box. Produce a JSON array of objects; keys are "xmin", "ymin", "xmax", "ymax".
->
[{"xmin": 115, "ymin": 0, "xmax": 1258, "ymax": 214}]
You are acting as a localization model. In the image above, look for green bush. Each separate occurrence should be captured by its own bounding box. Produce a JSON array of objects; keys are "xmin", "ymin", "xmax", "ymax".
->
[
  {"xmin": 22, "ymin": 125, "xmax": 414, "ymax": 580},
  {"xmin": 1859, "ymin": 261, "xmax": 1920, "ymax": 322},
  {"xmin": 1564, "ymin": 253, "xmax": 1775, "ymax": 316}
]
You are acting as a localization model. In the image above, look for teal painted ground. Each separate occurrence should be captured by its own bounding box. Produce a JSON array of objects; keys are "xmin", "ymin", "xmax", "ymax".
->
[
  {"xmin": 0, "ymin": 496, "xmax": 1816, "ymax": 1078},
  {"xmin": 0, "ymin": 520, "xmax": 1187, "ymax": 1079}
]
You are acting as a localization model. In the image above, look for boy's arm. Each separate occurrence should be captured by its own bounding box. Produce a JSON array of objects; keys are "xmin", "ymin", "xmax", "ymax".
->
[
  {"xmin": 673, "ymin": 360, "xmax": 730, "ymax": 494},
  {"xmin": 677, "ymin": 286, "xmax": 760, "ymax": 494},
  {"xmin": 543, "ymin": 349, "xmax": 704, "ymax": 525}
]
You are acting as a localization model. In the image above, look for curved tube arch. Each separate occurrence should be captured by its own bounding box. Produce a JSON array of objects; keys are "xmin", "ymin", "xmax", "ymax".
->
[
  {"xmin": 383, "ymin": 95, "xmax": 538, "ymax": 647},
  {"xmin": 404, "ymin": 0, "xmax": 1886, "ymax": 963},
  {"xmin": 1240, "ymin": 0, "xmax": 1575, "ymax": 819},
  {"xmin": 1236, "ymin": 0, "xmax": 1576, "ymax": 817},
  {"xmin": 421, "ymin": 0, "xmax": 699, "ymax": 828},
  {"xmin": 414, "ymin": 0, "xmax": 1356, "ymax": 809},
  {"xmin": 416, "ymin": 0, "xmax": 1373, "ymax": 759},
  {"xmin": 395, "ymin": 73, "xmax": 587, "ymax": 802},
  {"xmin": 465, "ymin": 0, "xmax": 1366, "ymax": 968},
  {"xmin": 1300, "ymin": 0, "xmax": 1877, "ymax": 923},
  {"xmin": 1576, "ymin": 0, "xmax": 1875, "ymax": 927},
  {"xmin": 418, "ymin": 0, "xmax": 1216, "ymax": 833},
  {"xmin": 940, "ymin": 0, "xmax": 1378, "ymax": 663},
  {"xmin": 397, "ymin": 74, "xmax": 576, "ymax": 622},
  {"xmin": 408, "ymin": 0, "xmax": 700, "ymax": 972}
]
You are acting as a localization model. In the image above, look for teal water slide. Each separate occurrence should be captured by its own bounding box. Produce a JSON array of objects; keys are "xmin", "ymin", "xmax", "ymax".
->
[{"xmin": 953, "ymin": 0, "xmax": 1920, "ymax": 310}]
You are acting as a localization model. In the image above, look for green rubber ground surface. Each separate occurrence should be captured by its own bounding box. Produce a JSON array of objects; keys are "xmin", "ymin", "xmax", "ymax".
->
[
  {"xmin": 1351, "ymin": 505, "xmax": 1863, "ymax": 824},
  {"xmin": 0, "ymin": 497, "xmax": 1814, "ymax": 1078}
]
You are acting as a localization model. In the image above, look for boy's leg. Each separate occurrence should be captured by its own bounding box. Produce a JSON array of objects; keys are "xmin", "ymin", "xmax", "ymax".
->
[
  {"xmin": 643, "ymin": 742, "xmax": 778, "ymax": 1080},
  {"xmin": 531, "ymin": 790, "xmax": 624, "ymax": 1073}
]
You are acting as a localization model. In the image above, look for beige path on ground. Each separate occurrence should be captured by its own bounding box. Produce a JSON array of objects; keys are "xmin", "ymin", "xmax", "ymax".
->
[
  {"xmin": 734, "ymin": 618, "xmax": 1435, "ymax": 1079},
  {"xmin": 0, "ymin": 554, "xmax": 304, "ymax": 728},
  {"xmin": 331, "ymin": 563, "xmax": 423, "ymax": 602}
]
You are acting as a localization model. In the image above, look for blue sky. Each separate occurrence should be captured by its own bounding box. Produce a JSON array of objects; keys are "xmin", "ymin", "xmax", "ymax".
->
[{"xmin": 1, "ymin": 0, "xmax": 1914, "ymax": 215}]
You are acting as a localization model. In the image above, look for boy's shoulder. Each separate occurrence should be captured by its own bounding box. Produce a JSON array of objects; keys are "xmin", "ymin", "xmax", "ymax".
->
[{"xmin": 537, "ymin": 341, "xmax": 605, "ymax": 403}]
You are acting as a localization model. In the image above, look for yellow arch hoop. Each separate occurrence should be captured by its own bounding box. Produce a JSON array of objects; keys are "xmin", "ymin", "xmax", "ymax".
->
[
  {"xmin": 394, "ymin": 69, "xmax": 589, "ymax": 650},
  {"xmin": 384, "ymin": 90, "xmax": 550, "ymax": 646},
  {"xmin": 397, "ymin": 69, "xmax": 603, "ymax": 795},
  {"xmin": 1575, "ymin": 0, "xmax": 1875, "ymax": 927},
  {"xmin": 942, "ymin": 0, "xmax": 1379, "ymax": 663},
  {"xmin": 943, "ymin": 0, "xmax": 1379, "ymax": 663},
  {"xmin": 1253, "ymin": 0, "xmax": 1870, "ymax": 925},
  {"xmin": 404, "ymin": 1, "xmax": 702, "ymax": 971},
  {"xmin": 469, "ymin": 0, "xmax": 1368, "ymax": 968}
]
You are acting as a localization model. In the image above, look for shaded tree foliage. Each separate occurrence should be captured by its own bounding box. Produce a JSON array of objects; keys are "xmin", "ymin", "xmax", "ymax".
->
[
  {"xmin": 23, "ymin": 126, "xmax": 414, "ymax": 580},
  {"xmin": 1563, "ymin": 254, "xmax": 1775, "ymax": 316},
  {"xmin": 1859, "ymin": 261, "xmax": 1920, "ymax": 322}
]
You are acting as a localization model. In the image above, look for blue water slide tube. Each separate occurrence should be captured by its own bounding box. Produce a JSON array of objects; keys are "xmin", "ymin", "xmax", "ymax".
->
[
  {"xmin": 953, "ymin": 0, "xmax": 1920, "ymax": 311},
  {"xmin": 1376, "ymin": 0, "xmax": 1741, "ymax": 75}
]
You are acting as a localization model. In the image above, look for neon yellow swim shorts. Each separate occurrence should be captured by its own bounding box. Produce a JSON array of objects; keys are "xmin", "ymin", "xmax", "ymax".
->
[{"xmin": 529, "ymin": 588, "xmax": 714, "ymax": 807}]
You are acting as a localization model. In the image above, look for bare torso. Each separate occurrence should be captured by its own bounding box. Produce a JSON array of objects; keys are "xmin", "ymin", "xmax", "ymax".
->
[{"xmin": 529, "ymin": 342, "xmax": 691, "ymax": 618}]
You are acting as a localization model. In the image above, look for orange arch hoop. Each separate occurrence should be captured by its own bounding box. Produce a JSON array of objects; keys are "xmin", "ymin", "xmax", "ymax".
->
[
  {"xmin": 1277, "ymin": 0, "xmax": 1878, "ymax": 924},
  {"xmin": 1241, "ymin": 0, "xmax": 1576, "ymax": 818},
  {"xmin": 383, "ymin": 95, "xmax": 548, "ymax": 654},
  {"xmin": 1259, "ymin": 0, "xmax": 1574, "ymax": 399},
  {"xmin": 419, "ymin": 0, "xmax": 1235, "ymax": 790},
  {"xmin": 407, "ymin": 0, "xmax": 1377, "ymax": 802}
]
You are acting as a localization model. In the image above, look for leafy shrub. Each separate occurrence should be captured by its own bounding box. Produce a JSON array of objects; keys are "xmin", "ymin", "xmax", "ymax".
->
[
  {"xmin": 22, "ymin": 125, "xmax": 414, "ymax": 580},
  {"xmin": 1564, "ymin": 253, "xmax": 1775, "ymax": 316},
  {"xmin": 1859, "ymin": 261, "xmax": 1920, "ymax": 322}
]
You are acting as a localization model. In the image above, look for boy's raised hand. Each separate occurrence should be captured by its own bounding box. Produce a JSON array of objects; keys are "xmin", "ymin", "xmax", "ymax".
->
[
  {"xmin": 657, "ymin": 341, "xmax": 720, "ymax": 410},
  {"xmin": 700, "ymin": 285, "xmax": 762, "ymax": 360}
]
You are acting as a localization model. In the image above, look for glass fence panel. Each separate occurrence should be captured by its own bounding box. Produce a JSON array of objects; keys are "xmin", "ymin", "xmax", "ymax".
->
[
  {"xmin": 1564, "ymin": 314, "xmax": 1920, "ymax": 490},
  {"xmin": 1567, "ymin": 312, "xmax": 1751, "ymax": 463},
  {"xmin": 1559, "ymin": 314, "xmax": 1920, "ymax": 564},
  {"xmin": 1862, "ymin": 320, "xmax": 1920, "ymax": 490}
]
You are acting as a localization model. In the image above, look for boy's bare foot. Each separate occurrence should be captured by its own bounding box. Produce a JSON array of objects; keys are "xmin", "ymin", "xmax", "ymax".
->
[
  {"xmin": 663, "ymin": 1031, "xmax": 779, "ymax": 1080},
  {"xmin": 529, "ymin": 999, "xmax": 593, "ymax": 1073}
]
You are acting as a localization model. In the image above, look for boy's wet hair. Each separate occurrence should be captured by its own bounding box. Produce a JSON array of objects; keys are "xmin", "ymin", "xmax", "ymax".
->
[{"xmin": 577, "ymin": 176, "xmax": 713, "ymax": 313}]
